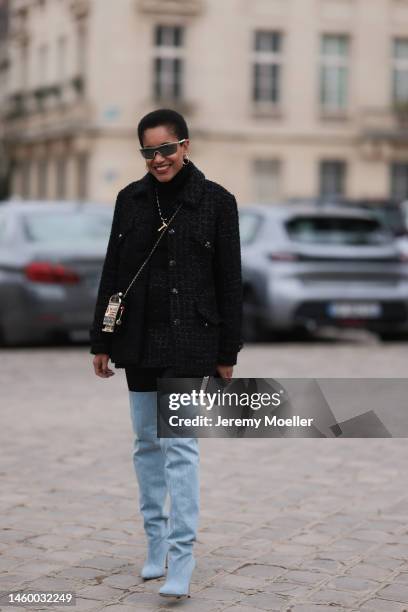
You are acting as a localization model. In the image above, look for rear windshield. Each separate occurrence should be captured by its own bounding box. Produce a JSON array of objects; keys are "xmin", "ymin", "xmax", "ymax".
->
[
  {"xmin": 23, "ymin": 210, "xmax": 113, "ymax": 244},
  {"xmin": 239, "ymin": 212, "xmax": 262, "ymax": 245},
  {"xmin": 285, "ymin": 216, "xmax": 392, "ymax": 245},
  {"xmin": 369, "ymin": 208, "xmax": 405, "ymax": 235}
]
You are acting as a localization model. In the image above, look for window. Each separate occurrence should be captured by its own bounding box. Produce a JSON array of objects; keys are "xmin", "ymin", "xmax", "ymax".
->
[
  {"xmin": 320, "ymin": 34, "xmax": 349, "ymax": 112},
  {"xmin": 319, "ymin": 160, "xmax": 346, "ymax": 198},
  {"xmin": 21, "ymin": 159, "xmax": 31, "ymax": 198},
  {"xmin": 76, "ymin": 152, "xmax": 88, "ymax": 200},
  {"xmin": 0, "ymin": 59, "xmax": 8, "ymax": 105},
  {"xmin": 37, "ymin": 158, "xmax": 48, "ymax": 199},
  {"xmin": 37, "ymin": 43, "xmax": 48, "ymax": 85},
  {"xmin": 253, "ymin": 31, "xmax": 283, "ymax": 104},
  {"xmin": 20, "ymin": 45, "xmax": 29, "ymax": 90},
  {"xmin": 77, "ymin": 24, "xmax": 87, "ymax": 77},
  {"xmin": 57, "ymin": 35, "xmax": 67, "ymax": 83},
  {"xmin": 285, "ymin": 216, "xmax": 390, "ymax": 246},
  {"xmin": 391, "ymin": 162, "xmax": 408, "ymax": 201},
  {"xmin": 56, "ymin": 157, "xmax": 66, "ymax": 199},
  {"xmin": 153, "ymin": 25, "xmax": 184, "ymax": 101},
  {"xmin": 253, "ymin": 159, "xmax": 282, "ymax": 202},
  {"xmin": 23, "ymin": 211, "xmax": 113, "ymax": 245},
  {"xmin": 0, "ymin": 2, "xmax": 8, "ymax": 39},
  {"xmin": 239, "ymin": 212, "xmax": 263, "ymax": 245},
  {"xmin": 393, "ymin": 39, "xmax": 408, "ymax": 105},
  {"xmin": 0, "ymin": 212, "xmax": 8, "ymax": 243}
]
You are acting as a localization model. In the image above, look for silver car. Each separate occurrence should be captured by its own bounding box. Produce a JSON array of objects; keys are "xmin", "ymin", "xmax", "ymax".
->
[
  {"xmin": 239, "ymin": 204, "xmax": 408, "ymax": 341},
  {"xmin": 0, "ymin": 200, "xmax": 112, "ymax": 345}
]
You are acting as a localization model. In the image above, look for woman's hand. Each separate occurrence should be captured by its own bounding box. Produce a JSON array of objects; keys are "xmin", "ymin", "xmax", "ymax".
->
[
  {"xmin": 216, "ymin": 365, "xmax": 233, "ymax": 381},
  {"xmin": 93, "ymin": 354, "xmax": 115, "ymax": 378}
]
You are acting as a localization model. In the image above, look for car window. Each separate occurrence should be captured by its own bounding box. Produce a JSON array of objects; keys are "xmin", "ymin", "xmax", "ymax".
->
[
  {"xmin": 285, "ymin": 216, "xmax": 392, "ymax": 245},
  {"xmin": 23, "ymin": 210, "xmax": 113, "ymax": 244},
  {"xmin": 0, "ymin": 210, "xmax": 9, "ymax": 243},
  {"xmin": 347, "ymin": 200, "xmax": 406, "ymax": 235},
  {"xmin": 369, "ymin": 208, "xmax": 405, "ymax": 235},
  {"xmin": 239, "ymin": 212, "xmax": 262, "ymax": 245}
]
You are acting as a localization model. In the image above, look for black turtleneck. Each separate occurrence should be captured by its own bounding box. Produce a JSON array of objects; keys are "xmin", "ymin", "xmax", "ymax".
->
[{"xmin": 147, "ymin": 161, "xmax": 193, "ymax": 227}]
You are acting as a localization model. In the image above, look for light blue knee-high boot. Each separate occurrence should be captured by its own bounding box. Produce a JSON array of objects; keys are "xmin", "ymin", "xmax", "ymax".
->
[
  {"xmin": 129, "ymin": 391, "xmax": 169, "ymax": 580},
  {"xmin": 158, "ymin": 435, "xmax": 199, "ymax": 598}
]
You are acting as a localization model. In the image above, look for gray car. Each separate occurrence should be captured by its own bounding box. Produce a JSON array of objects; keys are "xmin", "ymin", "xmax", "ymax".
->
[
  {"xmin": 239, "ymin": 204, "xmax": 408, "ymax": 341},
  {"xmin": 0, "ymin": 200, "xmax": 112, "ymax": 345}
]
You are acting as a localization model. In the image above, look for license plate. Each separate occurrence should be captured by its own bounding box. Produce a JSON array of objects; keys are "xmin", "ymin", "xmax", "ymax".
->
[{"xmin": 327, "ymin": 302, "xmax": 382, "ymax": 319}]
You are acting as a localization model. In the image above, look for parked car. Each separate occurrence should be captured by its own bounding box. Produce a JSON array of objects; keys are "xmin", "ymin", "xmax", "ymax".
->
[
  {"xmin": 0, "ymin": 200, "xmax": 113, "ymax": 345},
  {"xmin": 239, "ymin": 204, "xmax": 408, "ymax": 341}
]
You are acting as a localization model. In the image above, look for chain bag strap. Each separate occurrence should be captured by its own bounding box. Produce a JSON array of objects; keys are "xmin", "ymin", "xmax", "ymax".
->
[{"xmin": 102, "ymin": 202, "xmax": 183, "ymax": 333}]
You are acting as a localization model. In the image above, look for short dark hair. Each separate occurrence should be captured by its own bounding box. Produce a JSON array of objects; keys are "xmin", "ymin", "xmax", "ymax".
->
[{"xmin": 137, "ymin": 108, "xmax": 189, "ymax": 146}]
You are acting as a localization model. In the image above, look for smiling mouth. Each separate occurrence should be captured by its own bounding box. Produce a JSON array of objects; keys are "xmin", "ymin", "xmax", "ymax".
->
[{"xmin": 155, "ymin": 164, "xmax": 171, "ymax": 171}]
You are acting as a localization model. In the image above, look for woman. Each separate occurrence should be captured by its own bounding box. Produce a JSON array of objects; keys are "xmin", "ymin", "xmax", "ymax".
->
[{"xmin": 90, "ymin": 109, "xmax": 243, "ymax": 598}]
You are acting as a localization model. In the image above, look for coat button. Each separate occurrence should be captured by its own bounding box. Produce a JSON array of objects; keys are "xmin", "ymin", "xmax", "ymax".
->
[
  {"xmin": 173, "ymin": 318, "xmax": 180, "ymax": 326},
  {"xmin": 171, "ymin": 287, "xmax": 178, "ymax": 294},
  {"xmin": 169, "ymin": 259, "xmax": 176, "ymax": 267},
  {"xmin": 118, "ymin": 233, "xmax": 122, "ymax": 238},
  {"xmin": 168, "ymin": 228, "xmax": 175, "ymax": 235},
  {"xmin": 204, "ymin": 241, "xmax": 211, "ymax": 248},
  {"xmin": 204, "ymin": 322, "xmax": 209, "ymax": 327}
]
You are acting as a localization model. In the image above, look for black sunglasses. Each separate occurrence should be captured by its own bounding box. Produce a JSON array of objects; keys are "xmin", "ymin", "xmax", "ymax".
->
[{"xmin": 139, "ymin": 139, "xmax": 186, "ymax": 160}]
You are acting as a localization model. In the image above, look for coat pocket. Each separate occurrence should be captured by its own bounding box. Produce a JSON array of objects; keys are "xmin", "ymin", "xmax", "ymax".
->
[
  {"xmin": 191, "ymin": 228, "xmax": 216, "ymax": 254},
  {"xmin": 117, "ymin": 218, "xmax": 154, "ymax": 253},
  {"xmin": 195, "ymin": 299, "xmax": 222, "ymax": 325},
  {"xmin": 117, "ymin": 217, "xmax": 136, "ymax": 242}
]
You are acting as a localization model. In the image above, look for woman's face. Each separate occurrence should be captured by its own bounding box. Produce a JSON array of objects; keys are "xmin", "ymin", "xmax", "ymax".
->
[{"xmin": 142, "ymin": 125, "xmax": 189, "ymax": 182}]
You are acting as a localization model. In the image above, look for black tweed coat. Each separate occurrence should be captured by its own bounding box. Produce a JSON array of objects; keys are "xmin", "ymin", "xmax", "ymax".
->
[{"xmin": 89, "ymin": 162, "xmax": 243, "ymax": 373}]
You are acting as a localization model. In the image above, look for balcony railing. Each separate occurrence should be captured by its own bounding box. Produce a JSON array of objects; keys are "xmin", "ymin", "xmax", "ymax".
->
[
  {"xmin": 6, "ymin": 92, "xmax": 25, "ymax": 119},
  {"xmin": 4, "ymin": 76, "xmax": 86, "ymax": 120},
  {"xmin": 358, "ymin": 106, "xmax": 408, "ymax": 141},
  {"xmin": 3, "ymin": 96, "xmax": 93, "ymax": 142}
]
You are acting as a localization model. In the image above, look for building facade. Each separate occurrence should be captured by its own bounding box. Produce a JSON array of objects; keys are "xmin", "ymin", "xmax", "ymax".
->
[{"xmin": 2, "ymin": 0, "xmax": 408, "ymax": 205}]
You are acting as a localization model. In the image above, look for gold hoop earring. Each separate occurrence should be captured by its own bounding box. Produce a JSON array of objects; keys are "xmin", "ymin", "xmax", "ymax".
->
[{"xmin": 183, "ymin": 156, "xmax": 190, "ymax": 166}]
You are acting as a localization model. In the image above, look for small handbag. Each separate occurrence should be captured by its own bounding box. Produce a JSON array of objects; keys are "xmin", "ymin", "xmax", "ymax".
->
[{"xmin": 102, "ymin": 202, "xmax": 183, "ymax": 333}]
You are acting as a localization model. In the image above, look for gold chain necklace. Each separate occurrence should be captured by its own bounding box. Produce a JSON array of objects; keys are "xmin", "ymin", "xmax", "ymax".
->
[{"xmin": 155, "ymin": 187, "xmax": 168, "ymax": 232}]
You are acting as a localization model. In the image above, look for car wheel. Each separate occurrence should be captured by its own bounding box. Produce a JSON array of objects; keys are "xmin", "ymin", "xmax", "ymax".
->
[
  {"xmin": 377, "ymin": 331, "xmax": 406, "ymax": 342},
  {"xmin": 291, "ymin": 325, "xmax": 315, "ymax": 342},
  {"xmin": 0, "ymin": 321, "xmax": 5, "ymax": 347}
]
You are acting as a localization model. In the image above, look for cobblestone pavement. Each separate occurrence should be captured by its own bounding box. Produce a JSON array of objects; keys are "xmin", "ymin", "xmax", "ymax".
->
[{"xmin": 1, "ymin": 336, "xmax": 408, "ymax": 612}]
